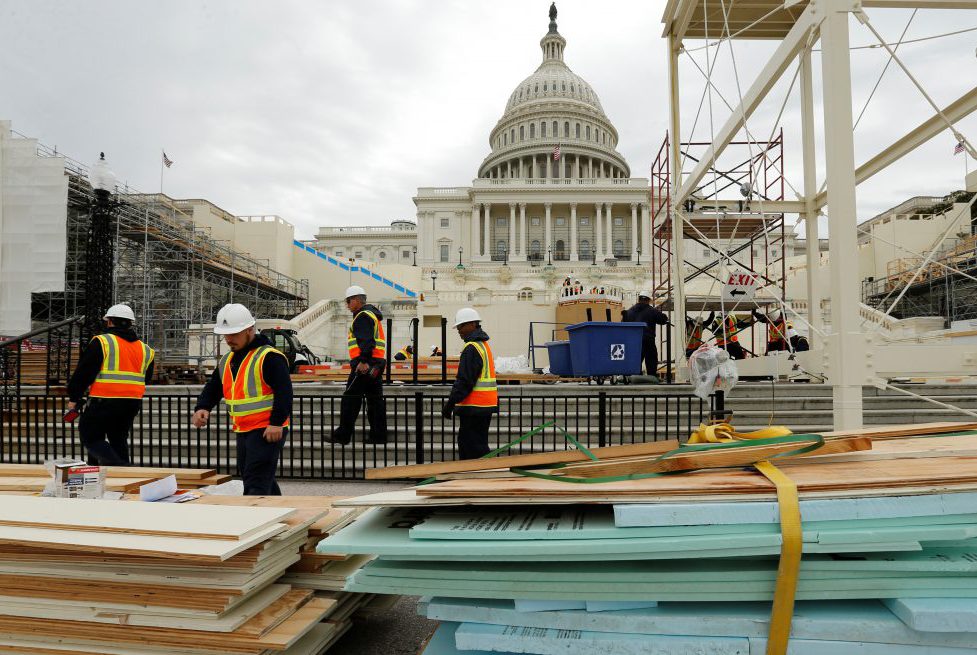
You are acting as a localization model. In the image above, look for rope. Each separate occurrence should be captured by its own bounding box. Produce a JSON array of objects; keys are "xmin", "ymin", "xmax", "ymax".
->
[{"xmin": 853, "ymin": 10, "xmax": 917, "ymax": 131}]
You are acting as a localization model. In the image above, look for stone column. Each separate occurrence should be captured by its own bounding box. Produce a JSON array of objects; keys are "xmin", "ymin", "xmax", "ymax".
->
[
  {"xmin": 630, "ymin": 202, "xmax": 639, "ymax": 261},
  {"xmin": 519, "ymin": 203, "xmax": 528, "ymax": 260},
  {"xmin": 474, "ymin": 204, "xmax": 484, "ymax": 258},
  {"xmin": 640, "ymin": 204, "xmax": 651, "ymax": 261},
  {"xmin": 605, "ymin": 202, "xmax": 613, "ymax": 256},
  {"xmin": 570, "ymin": 203, "xmax": 578, "ymax": 261},
  {"xmin": 506, "ymin": 161, "xmax": 511, "ymax": 178},
  {"xmin": 509, "ymin": 203, "xmax": 517, "ymax": 259},
  {"xmin": 595, "ymin": 203, "xmax": 603, "ymax": 260},
  {"xmin": 544, "ymin": 203, "xmax": 552, "ymax": 257}
]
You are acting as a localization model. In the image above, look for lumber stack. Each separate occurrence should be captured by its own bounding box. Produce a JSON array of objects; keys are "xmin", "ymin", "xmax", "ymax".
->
[
  {"xmin": 0, "ymin": 494, "xmax": 375, "ymax": 654},
  {"xmin": 324, "ymin": 422, "xmax": 977, "ymax": 655},
  {"xmin": 0, "ymin": 463, "xmax": 231, "ymax": 493}
]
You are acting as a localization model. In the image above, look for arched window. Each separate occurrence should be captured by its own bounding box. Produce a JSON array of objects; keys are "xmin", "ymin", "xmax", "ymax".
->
[
  {"xmin": 496, "ymin": 240, "xmax": 507, "ymax": 257},
  {"xmin": 541, "ymin": 122, "xmax": 547, "ymax": 137},
  {"xmin": 575, "ymin": 123, "xmax": 580, "ymax": 138},
  {"xmin": 543, "ymin": 82, "xmax": 548, "ymax": 92},
  {"xmin": 586, "ymin": 125, "xmax": 591, "ymax": 140},
  {"xmin": 552, "ymin": 121, "xmax": 558, "ymax": 136},
  {"xmin": 613, "ymin": 239, "xmax": 624, "ymax": 256},
  {"xmin": 564, "ymin": 122, "xmax": 570, "ymax": 137},
  {"xmin": 534, "ymin": 83, "xmax": 539, "ymax": 93},
  {"xmin": 570, "ymin": 83, "xmax": 575, "ymax": 93},
  {"xmin": 518, "ymin": 288, "xmax": 533, "ymax": 302},
  {"xmin": 379, "ymin": 251, "xmax": 386, "ymax": 259},
  {"xmin": 510, "ymin": 128, "xmax": 515, "ymax": 143},
  {"xmin": 580, "ymin": 239, "xmax": 591, "ymax": 256},
  {"xmin": 530, "ymin": 123, "xmax": 536, "ymax": 138},
  {"xmin": 562, "ymin": 81, "xmax": 566, "ymax": 91},
  {"xmin": 503, "ymin": 133, "xmax": 507, "ymax": 146},
  {"xmin": 530, "ymin": 240, "xmax": 541, "ymax": 257},
  {"xmin": 520, "ymin": 125, "xmax": 524, "ymax": 140},
  {"xmin": 555, "ymin": 239, "xmax": 565, "ymax": 257}
]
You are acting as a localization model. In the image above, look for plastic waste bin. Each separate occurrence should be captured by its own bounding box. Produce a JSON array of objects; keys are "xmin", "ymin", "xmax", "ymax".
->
[
  {"xmin": 566, "ymin": 321, "xmax": 645, "ymax": 379},
  {"xmin": 544, "ymin": 341, "xmax": 573, "ymax": 376}
]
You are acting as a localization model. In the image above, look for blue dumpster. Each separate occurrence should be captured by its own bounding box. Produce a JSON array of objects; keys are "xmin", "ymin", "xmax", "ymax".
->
[
  {"xmin": 545, "ymin": 341, "xmax": 574, "ymax": 376},
  {"xmin": 566, "ymin": 321, "xmax": 645, "ymax": 378}
]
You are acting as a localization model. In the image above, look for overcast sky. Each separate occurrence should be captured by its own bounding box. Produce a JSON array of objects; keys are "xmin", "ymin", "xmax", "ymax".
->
[{"xmin": 2, "ymin": 1, "xmax": 976, "ymax": 240}]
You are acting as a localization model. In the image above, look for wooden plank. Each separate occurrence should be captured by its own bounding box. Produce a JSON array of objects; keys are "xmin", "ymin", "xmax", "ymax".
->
[
  {"xmin": 822, "ymin": 422, "xmax": 977, "ymax": 440},
  {"xmin": 0, "ymin": 496, "xmax": 296, "ymax": 541},
  {"xmin": 0, "ymin": 477, "xmax": 153, "ymax": 493},
  {"xmin": 0, "ymin": 464, "xmax": 219, "ymax": 480},
  {"xmin": 366, "ymin": 440, "xmax": 681, "ymax": 480}
]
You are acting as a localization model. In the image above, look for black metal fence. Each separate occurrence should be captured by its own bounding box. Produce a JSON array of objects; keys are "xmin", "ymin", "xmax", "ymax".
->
[{"xmin": 0, "ymin": 390, "xmax": 713, "ymax": 480}]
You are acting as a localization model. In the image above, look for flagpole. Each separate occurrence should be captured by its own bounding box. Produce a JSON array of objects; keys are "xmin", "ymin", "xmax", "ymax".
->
[{"xmin": 159, "ymin": 150, "xmax": 165, "ymax": 195}]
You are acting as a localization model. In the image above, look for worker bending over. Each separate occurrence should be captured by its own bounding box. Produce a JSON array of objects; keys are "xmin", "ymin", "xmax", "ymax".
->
[
  {"xmin": 394, "ymin": 344, "xmax": 413, "ymax": 361},
  {"xmin": 67, "ymin": 304, "xmax": 155, "ymax": 465},
  {"xmin": 708, "ymin": 312, "xmax": 754, "ymax": 360},
  {"xmin": 442, "ymin": 308, "xmax": 497, "ymax": 459},
  {"xmin": 685, "ymin": 312, "xmax": 714, "ymax": 359},
  {"xmin": 431, "ymin": 345, "xmax": 443, "ymax": 357},
  {"xmin": 326, "ymin": 286, "xmax": 388, "ymax": 445},
  {"xmin": 623, "ymin": 291, "xmax": 669, "ymax": 378},
  {"xmin": 192, "ymin": 304, "xmax": 293, "ymax": 495}
]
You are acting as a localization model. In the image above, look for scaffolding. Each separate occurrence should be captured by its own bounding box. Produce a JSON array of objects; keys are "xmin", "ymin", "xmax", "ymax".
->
[
  {"xmin": 649, "ymin": 132, "xmax": 788, "ymax": 355},
  {"xmin": 28, "ymin": 142, "xmax": 309, "ymax": 362}
]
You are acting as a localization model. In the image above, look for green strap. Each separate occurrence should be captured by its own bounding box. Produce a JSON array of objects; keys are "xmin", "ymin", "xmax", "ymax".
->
[
  {"xmin": 511, "ymin": 432, "xmax": 826, "ymax": 484},
  {"xmin": 418, "ymin": 420, "xmax": 598, "ymax": 485}
]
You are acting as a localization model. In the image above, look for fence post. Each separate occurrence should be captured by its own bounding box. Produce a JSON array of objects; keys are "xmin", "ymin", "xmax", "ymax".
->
[
  {"xmin": 598, "ymin": 392, "xmax": 607, "ymax": 448},
  {"xmin": 412, "ymin": 318, "xmax": 419, "ymax": 385},
  {"xmin": 440, "ymin": 317, "xmax": 448, "ymax": 385},
  {"xmin": 414, "ymin": 391, "xmax": 425, "ymax": 464}
]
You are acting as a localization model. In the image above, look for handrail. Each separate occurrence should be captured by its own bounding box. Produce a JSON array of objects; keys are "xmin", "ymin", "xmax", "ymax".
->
[{"xmin": 0, "ymin": 316, "xmax": 84, "ymax": 349}]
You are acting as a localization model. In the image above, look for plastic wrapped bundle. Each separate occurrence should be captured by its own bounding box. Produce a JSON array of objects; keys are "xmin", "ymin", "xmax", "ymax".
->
[{"xmin": 688, "ymin": 345, "xmax": 739, "ymax": 400}]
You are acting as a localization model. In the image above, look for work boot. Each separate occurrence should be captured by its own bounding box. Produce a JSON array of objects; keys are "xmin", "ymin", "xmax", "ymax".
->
[{"xmin": 323, "ymin": 431, "xmax": 350, "ymax": 446}]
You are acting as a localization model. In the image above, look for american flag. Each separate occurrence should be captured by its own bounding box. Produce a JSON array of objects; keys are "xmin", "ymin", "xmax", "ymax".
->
[
  {"xmin": 955, "ymin": 141, "xmax": 966, "ymax": 155},
  {"xmin": 162, "ymin": 151, "xmax": 174, "ymax": 168},
  {"xmin": 553, "ymin": 144, "xmax": 561, "ymax": 161}
]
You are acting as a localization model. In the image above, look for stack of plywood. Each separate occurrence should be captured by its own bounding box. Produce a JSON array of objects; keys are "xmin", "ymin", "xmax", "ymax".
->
[
  {"xmin": 326, "ymin": 422, "xmax": 977, "ymax": 655},
  {"xmin": 0, "ymin": 464, "xmax": 231, "ymax": 493},
  {"xmin": 0, "ymin": 495, "xmax": 369, "ymax": 654}
]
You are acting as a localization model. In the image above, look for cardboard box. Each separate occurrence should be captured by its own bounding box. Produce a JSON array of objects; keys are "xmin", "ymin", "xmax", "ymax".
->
[{"xmin": 53, "ymin": 461, "xmax": 105, "ymax": 499}]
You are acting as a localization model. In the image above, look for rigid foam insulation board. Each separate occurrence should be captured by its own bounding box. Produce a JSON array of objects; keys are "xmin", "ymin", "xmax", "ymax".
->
[{"xmin": 883, "ymin": 597, "xmax": 977, "ymax": 633}]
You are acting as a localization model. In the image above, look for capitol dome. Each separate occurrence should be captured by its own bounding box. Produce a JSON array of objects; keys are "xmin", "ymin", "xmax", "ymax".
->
[{"xmin": 478, "ymin": 4, "xmax": 629, "ymax": 180}]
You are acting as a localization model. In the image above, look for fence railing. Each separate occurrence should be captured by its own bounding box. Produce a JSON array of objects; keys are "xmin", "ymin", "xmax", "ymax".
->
[
  {"xmin": 0, "ymin": 317, "xmax": 84, "ymax": 396},
  {"xmin": 0, "ymin": 390, "xmax": 713, "ymax": 480}
]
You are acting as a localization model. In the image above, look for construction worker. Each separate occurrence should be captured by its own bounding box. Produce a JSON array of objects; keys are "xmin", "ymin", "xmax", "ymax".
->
[
  {"xmin": 325, "ymin": 286, "xmax": 387, "ymax": 445},
  {"xmin": 788, "ymin": 323, "xmax": 810, "ymax": 352},
  {"xmin": 708, "ymin": 312, "xmax": 754, "ymax": 360},
  {"xmin": 685, "ymin": 311, "xmax": 715, "ymax": 359},
  {"xmin": 191, "ymin": 304, "xmax": 293, "ymax": 495},
  {"xmin": 431, "ymin": 345, "xmax": 443, "ymax": 357},
  {"xmin": 442, "ymin": 308, "xmax": 497, "ymax": 459},
  {"xmin": 67, "ymin": 304, "xmax": 155, "ymax": 465},
  {"xmin": 394, "ymin": 344, "xmax": 414, "ymax": 361},
  {"xmin": 754, "ymin": 308, "xmax": 790, "ymax": 353},
  {"xmin": 623, "ymin": 291, "xmax": 669, "ymax": 378}
]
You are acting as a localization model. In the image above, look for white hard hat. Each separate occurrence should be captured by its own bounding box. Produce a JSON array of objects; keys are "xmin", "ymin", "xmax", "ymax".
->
[
  {"xmin": 104, "ymin": 303, "xmax": 136, "ymax": 321},
  {"xmin": 431, "ymin": 345, "xmax": 439, "ymax": 350},
  {"xmin": 770, "ymin": 308, "xmax": 783, "ymax": 320},
  {"xmin": 453, "ymin": 307, "xmax": 482, "ymax": 328},
  {"xmin": 637, "ymin": 290, "xmax": 652, "ymax": 299},
  {"xmin": 213, "ymin": 303, "xmax": 256, "ymax": 335},
  {"xmin": 344, "ymin": 285, "xmax": 366, "ymax": 299}
]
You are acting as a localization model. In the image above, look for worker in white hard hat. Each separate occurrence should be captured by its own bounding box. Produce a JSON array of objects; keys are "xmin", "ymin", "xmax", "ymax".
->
[
  {"xmin": 752, "ymin": 307, "xmax": 790, "ymax": 354},
  {"xmin": 325, "ymin": 286, "xmax": 388, "ymax": 445},
  {"xmin": 66, "ymin": 303, "xmax": 156, "ymax": 465},
  {"xmin": 623, "ymin": 292, "xmax": 669, "ymax": 380},
  {"xmin": 191, "ymin": 303, "xmax": 293, "ymax": 495},
  {"xmin": 442, "ymin": 307, "xmax": 497, "ymax": 459},
  {"xmin": 431, "ymin": 344, "xmax": 442, "ymax": 357}
]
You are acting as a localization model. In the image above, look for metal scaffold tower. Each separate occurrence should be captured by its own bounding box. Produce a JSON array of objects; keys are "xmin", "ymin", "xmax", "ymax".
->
[{"xmin": 30, "ymin": 144, "xmax": 309, "ymax": 362}]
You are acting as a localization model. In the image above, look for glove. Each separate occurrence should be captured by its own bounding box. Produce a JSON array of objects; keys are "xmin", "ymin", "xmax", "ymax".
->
[{"xmin": 441, "ymin": 402, "xmax": 455, "ymax": 420}]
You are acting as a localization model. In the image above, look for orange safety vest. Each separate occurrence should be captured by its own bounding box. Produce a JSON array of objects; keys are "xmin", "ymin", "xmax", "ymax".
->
[
  {"xmin": 715, "ymin": 315, "xmax": 741, "ymax": 346},
  {"xmin": 88, "ymin": 334, "xmax": 154, "ymax": 399},
  {"xmin": 769, "ymin": 318, "xmax": 788, "ymax": 343},
  {"xmin": 456, "ymin": 341, "xmax": 498, "ymax": 409},
  {"xmin": 219, "ymin": 345, "xmax": 290, "ymax": 433},
  {"xmin": 347, "ymin": 310, "xmax": 386, "ymax": 360},
  {"xmin": 686, "ymin": 324, "xmax": 704, "ymax": 350}
]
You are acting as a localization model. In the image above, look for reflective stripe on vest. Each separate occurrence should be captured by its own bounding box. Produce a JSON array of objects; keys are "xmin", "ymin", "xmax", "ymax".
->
[
  {"xmin": 457, "ymin": 341, "xmax": 498, "ymax": 408},
  {"xmin": 397, "ymin": 346, "xmax": 412, "ymax": 359},
  {"xmin": 220, "ymin": 345, "xmax": 290, "ymax": 433},
  {"xmin": 89, "ymin": 334, "xmax": 154, "ymax": 399},
  {"xmin": 687, "ymin": 325, "xmax": 703, "ymax": 349},
  {"xmin": 769, "ymin": 318, "xmax": 788, "ymax": 342},
  {"xmin": 348, "ymin": 310, "xmax": 387, "ymax": 360},
  {"xmin": 716, "ymin": 316, "xmax": 740, "ymax": 346}
]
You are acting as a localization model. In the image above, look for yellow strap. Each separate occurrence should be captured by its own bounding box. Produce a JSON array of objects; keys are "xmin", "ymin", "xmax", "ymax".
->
[
  {"xmin": 687, "ymin": 422, "xmax": 792, "ymax": 444},
  {"xmin": 754, "ymin": 460, "xmax": 802, "ymax": 655}
]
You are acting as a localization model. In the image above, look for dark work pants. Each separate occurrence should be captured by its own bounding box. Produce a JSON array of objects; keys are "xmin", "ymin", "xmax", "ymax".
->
[
  {"xmin": 720, "ymin": 342, "xmax": 747, "ymax": 360},
  {"xmin": 332, "ymin": 372, "xmax": 387, "ymax": 444},
  {"xmin": 236, "ymin": 427, "xmax": 286, "ymax": 496},
  {"xmin": 641, "ymin": 337, "xmax": 658, "ymax": 377},
  {"xmin": 766, "ymin": 339, "xmax": 788, "ymax": 354},
  {"xmin": 79, "ymin": 398, "xmax": 141, "ymax": 466},
  {"xmin": 457, "ymin": 414, "xmax": 492, "ymax": 460}
]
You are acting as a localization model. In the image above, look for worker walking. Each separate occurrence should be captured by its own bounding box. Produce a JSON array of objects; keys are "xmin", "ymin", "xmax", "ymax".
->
[
  {"xmin": 442, "ymin": 308, "xmax": 497, "ymax": 459},
  {"xmin": 394, "ymin": 344, "xmax": 413, "ymax": 361},
  {"xmin": 67, "ymin": 304, "xmax": 155, "ymax": 465},
  {"xmin": 623, "ymin": 291, "xmax": 669, "ymax": 378},
  {"xmin": 191, "ymin": 304, "xmax": 293, "ymax": 495},
  {"xmin": 326, "ymin": 286, "xmax": 387, "ymax": 445}
]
